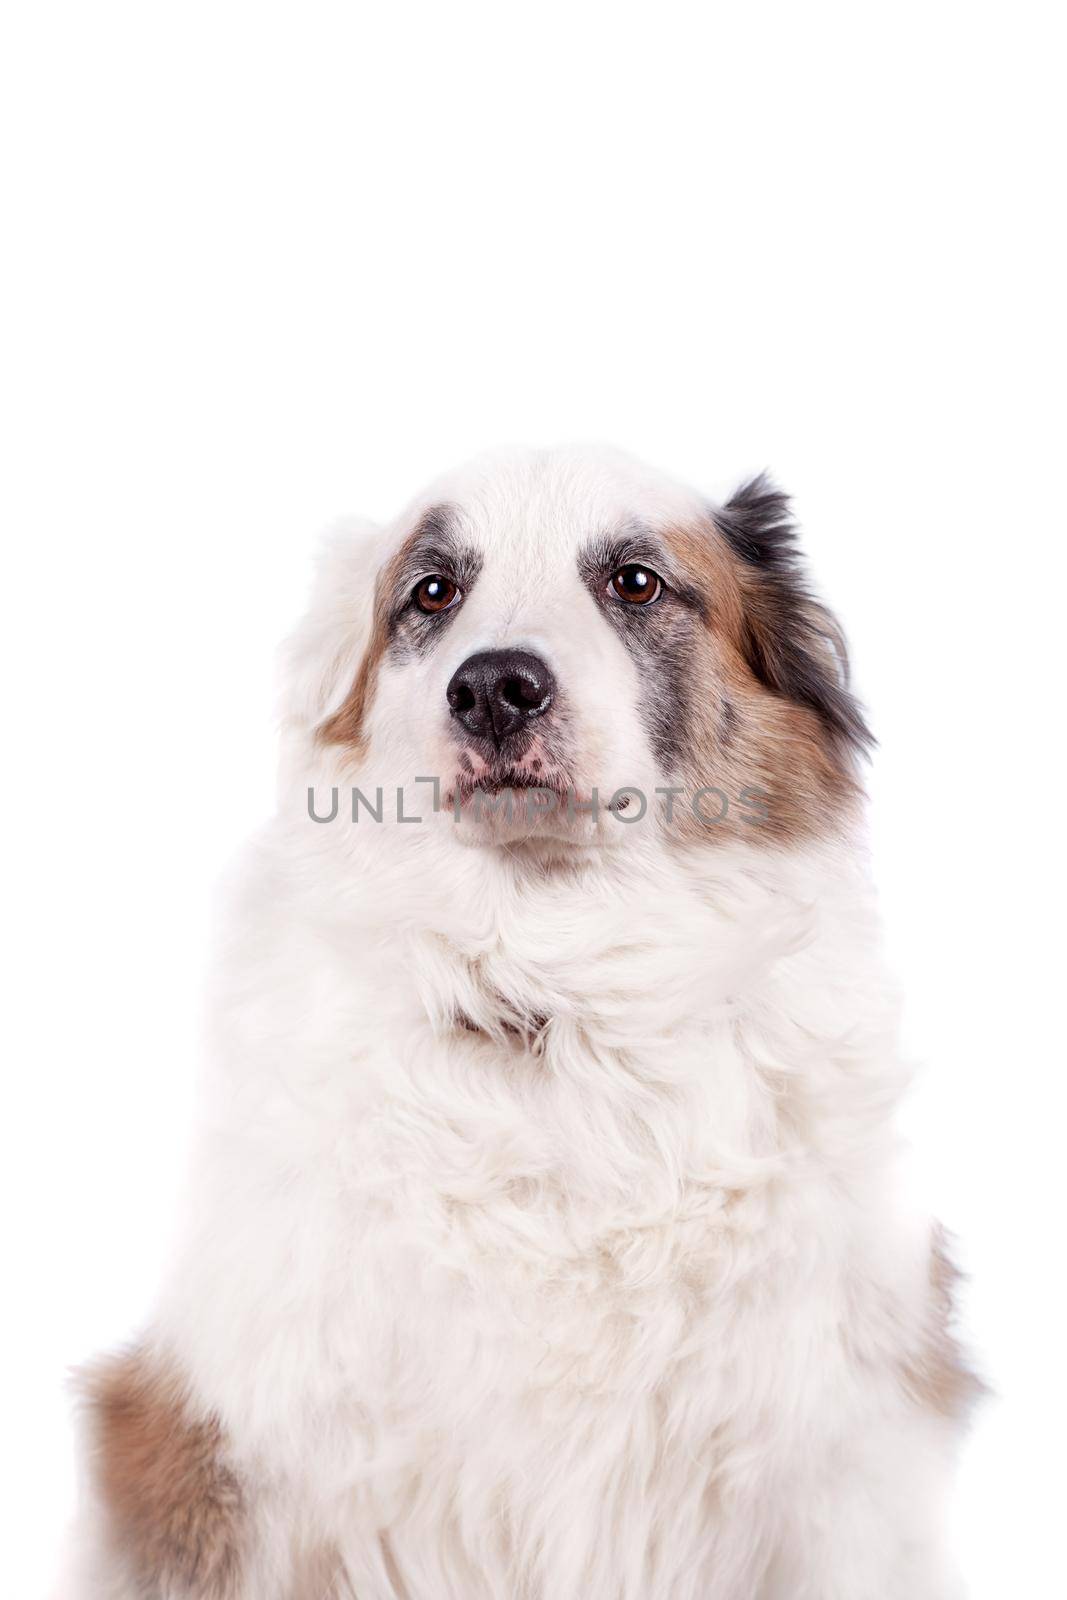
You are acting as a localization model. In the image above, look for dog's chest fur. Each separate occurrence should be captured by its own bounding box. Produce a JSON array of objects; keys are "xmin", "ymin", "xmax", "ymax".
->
[{"xmin": 152, "ymin": 833, "xmax": 921, "ymax": 1597}]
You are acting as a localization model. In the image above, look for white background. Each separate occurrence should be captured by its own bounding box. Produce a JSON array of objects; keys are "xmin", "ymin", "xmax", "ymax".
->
[{"xmin": 2, "ymin": 3, "xmax": 1063, "ymax": 1594}]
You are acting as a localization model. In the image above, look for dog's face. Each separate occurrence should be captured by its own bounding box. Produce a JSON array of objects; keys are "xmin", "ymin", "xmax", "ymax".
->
[{"xmin": 312, "ymin": 449, "xmax": 870, "ymax": 847}]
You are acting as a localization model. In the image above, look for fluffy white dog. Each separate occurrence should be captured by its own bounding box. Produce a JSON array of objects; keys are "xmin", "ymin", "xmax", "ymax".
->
[{"xmin": 63, "ymin": 448, "xmax": 977, "ymax": 1599}]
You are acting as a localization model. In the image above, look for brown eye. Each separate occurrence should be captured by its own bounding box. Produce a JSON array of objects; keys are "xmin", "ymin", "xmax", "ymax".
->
[
  {"xmin": 413, "ymin": 575, "xmax": 461, "ymax": 613},
  {"xmin": 609, "ymin": 564, "xmax": 662, "ymax": 605}
]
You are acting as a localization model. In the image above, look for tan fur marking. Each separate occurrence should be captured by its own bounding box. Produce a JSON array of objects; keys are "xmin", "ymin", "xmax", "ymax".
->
[
  {"xmin": 86, "ymin": 1346, "xmax": 245, "ymax": 1596},
  {"xmin": 901, "ymin": 1226, "xmax": 984, "ymax": 1420},
  {"xmin": 318, "ymin": 524, "xmax": 427, "ymax": 753},
  {"xmin": 664, "ymin": 521, "xmax": 861, "ymax": 845}
]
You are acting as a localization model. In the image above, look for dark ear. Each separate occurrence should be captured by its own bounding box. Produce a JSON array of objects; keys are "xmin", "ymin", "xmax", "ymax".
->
[{"xmin": 716, "ymin": 474, "xmax": 874, "ymax": 758}]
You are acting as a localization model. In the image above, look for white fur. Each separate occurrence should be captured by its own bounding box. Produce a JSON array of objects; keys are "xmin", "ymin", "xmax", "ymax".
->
[{"xmin": 62, "ymin": 448, "xmax": 967, "ymax": 1599}]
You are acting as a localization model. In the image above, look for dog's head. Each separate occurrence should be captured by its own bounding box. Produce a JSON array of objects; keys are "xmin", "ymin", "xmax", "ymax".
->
[{"xmin": 291, "ymin": 448, "xmax": 871, "ymax": 847}]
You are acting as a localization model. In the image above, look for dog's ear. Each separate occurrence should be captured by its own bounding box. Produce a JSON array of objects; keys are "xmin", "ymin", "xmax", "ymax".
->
[
  {"xmin": 716, "ymin": 475, "xmax": 874, "ymax": 758},
  {"xmin": 278, "ymin": 516, "xmax": 387, "ymax": 737}
]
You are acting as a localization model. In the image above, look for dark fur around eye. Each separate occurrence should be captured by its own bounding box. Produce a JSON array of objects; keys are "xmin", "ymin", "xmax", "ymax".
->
[
  {"xmin": 577, "ymin": 532, "xmax": 700, "ymax": 769},
  {"xmin": 383, "ymin": 506, "xmax": 482, "ymax": 652}
]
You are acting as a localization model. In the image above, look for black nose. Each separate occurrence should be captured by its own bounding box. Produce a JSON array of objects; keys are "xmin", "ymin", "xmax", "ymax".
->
[{"xmin": 446, "ymin": 649, "xmax": 556, "ymax": 744}]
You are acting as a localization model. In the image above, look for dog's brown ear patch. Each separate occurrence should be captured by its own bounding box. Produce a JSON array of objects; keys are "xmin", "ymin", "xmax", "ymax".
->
[
  {"xmin": 901, "ymin": 1226, "xmax": 984, "ymax": 1421},
  {"xmin": 317, "ymin": 552, "xmax": 402, "ymax": 754},
  {"xmin": 716, "ymin": 475, "xmax": 874, "ymax": 761},
  {"xmin": 84, "ymin": 1346, "xmax": 246, "ymax": 1596},
  {"xmin": 662, "ymin": 502, "xmax": 867, "ymax": 845}
]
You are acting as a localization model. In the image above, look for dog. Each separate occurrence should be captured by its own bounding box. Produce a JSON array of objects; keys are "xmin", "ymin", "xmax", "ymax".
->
[{"xmin": 61, "ymin": 447, "xmax": 977, "ymax": 1599}]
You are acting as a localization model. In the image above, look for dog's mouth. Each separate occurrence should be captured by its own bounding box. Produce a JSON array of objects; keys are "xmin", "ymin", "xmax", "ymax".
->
[
  {"xmin": 442, "ymin": 764, "xmax": 632, "ymax": 822},
  {"xmin": 442, "ymin": 730, "xmax": 570, "ymax": 807},
  {"xmin": 464, "ymin": 768, "xmax": 561, "ymax": 797},
  {"xmin": 445, "ymin": 765, "xmax": 580, "ymax": 808},
  {"xmin": 440, "ymin": 731, "xmax": 629, "ymax": 827}
]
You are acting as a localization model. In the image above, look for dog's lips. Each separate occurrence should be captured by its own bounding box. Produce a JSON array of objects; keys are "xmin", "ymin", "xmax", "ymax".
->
[
  {"xmin": 443, "ymin": 764, "xmax": 600, "ymax": 814},
  {"xmin": 441, "ymin": 728, "xmax": 610, "ymax": 820},
  {"xmin": 451, "ymin": 768, "xmax": 573, "ymax": 801},
  {"xmin": 465, "ymin": 770, "xmax": 561, "ymax": 797}
]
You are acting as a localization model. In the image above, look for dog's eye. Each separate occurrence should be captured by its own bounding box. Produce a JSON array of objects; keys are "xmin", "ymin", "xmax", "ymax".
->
[
  {"xmin": 413, "ymin": 575, "xmax": 462, "ymax": 614},
  {"xmin": 609, "ymin": 565, "xmax": 662, "ymax": 605}
]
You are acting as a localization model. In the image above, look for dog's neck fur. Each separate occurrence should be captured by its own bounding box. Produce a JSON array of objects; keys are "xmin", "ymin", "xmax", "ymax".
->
[
  {"xmin": 164, "ymin": 814, "xmax": 913, "ymax": 1471},
  {"xmin": 246, "ymin": 814, "xmax": 903, "ymax": 1233}
]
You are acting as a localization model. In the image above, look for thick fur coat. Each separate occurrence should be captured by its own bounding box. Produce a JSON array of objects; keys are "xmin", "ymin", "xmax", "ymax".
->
[{"xmin": 61, "ymin": 448, "xmax": 974, "ymax": 1599}]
